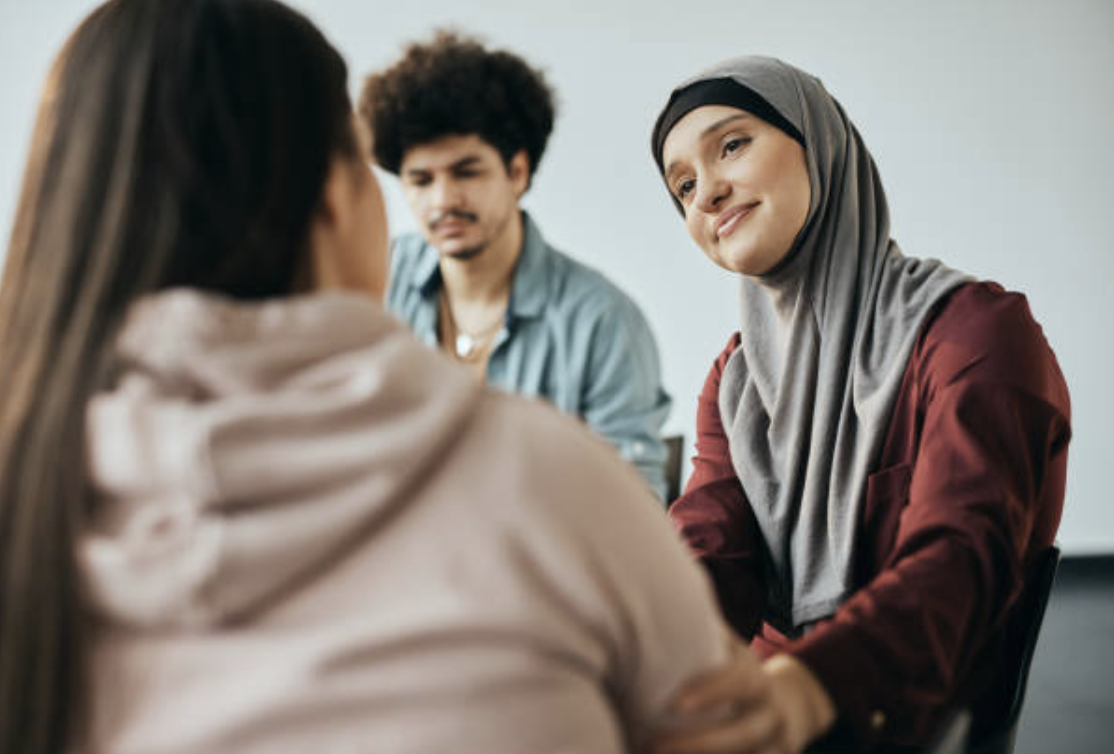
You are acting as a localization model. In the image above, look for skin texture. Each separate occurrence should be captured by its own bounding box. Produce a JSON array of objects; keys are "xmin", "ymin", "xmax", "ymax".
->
[
  {"xmin": 309, "ymin": 145, "xmax": 390, "ymax": 301},
  {"xmin": 661, "ymin": 105, "xmax": 810, "ymax": 276}
]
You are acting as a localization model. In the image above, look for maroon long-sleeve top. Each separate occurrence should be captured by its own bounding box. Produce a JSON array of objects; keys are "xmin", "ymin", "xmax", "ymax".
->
[{"xmin": 670, "ymin": 282, "xmax": 1071, "ymax": 749}]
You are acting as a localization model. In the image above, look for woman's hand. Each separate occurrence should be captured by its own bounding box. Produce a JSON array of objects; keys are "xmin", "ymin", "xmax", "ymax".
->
[{"xmin": 653, "ymin": 638, "xmax": 836, "ymax": 754}]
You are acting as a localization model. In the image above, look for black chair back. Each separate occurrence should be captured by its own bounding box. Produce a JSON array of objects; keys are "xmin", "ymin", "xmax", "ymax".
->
[
  {"xmin": 967, "ymin": 545, "xmax": 1061, "ymax": 754},
  {"xmin": 663, "ymin": 434, "xmax": 684, "ymax": 503},
  {"xmin": 806, "ymin": 546, "xmax": 1060, "ymax": 754}
]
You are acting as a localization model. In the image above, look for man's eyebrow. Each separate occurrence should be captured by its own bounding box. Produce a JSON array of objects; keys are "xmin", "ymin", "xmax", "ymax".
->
[
  {"xmin": 404, "ymin": 155, "xmax": 484, "ymax": 177},
  {"xmin": 664, "ymin": 113, "xmax": 753, "ymax": 182},
  {"xmin": 449, "ymin": 155, "xmax": 484, "ymax": 170}
]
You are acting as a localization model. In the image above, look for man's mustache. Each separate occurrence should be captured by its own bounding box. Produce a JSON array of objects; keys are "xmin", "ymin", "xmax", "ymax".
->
[{"xmin": 429, "ymin": 209, "xmax": 478, "ymax": 230}]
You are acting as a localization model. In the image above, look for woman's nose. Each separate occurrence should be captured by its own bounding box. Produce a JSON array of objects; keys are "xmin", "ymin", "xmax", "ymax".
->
[{"xmin": 695, "ymin": 175, "xmax": 730, "ymax": 214}]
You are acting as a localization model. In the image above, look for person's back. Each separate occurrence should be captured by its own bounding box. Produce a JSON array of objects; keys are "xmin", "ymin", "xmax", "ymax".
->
[
  {"xmin": 82, "ymin": 291, "xmax": 725, "ymax": 753},
  {"xmin": 0, "ymin": 2, "xmax": 732, "ymax": 752}
]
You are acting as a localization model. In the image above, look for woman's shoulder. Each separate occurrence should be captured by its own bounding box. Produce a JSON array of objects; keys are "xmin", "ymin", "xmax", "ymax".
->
[
  {"xmin": 708, "ymin": 332, "xmax": 744, "ymax": 379},
  {"xmin": 927, "ymin": 280, "xmax": 1034, "ymax": 332},
  {"xmin": 468, "ymin": 392, "xmax": 662, "ymax": 519},
  {"xmin": 458, "ymin": 391, "xmax": 708, "ymax": 591},
  {"xmin": 453, "ymin": 389, "xmax": 729, "ymax": 650},
  {"xmin": 690, "ymin": 332, "xmax": 745, "ymax": 407},
  {"xmin": 913, "ymin": 281, "xmax": 1067, "ymax": 406}
]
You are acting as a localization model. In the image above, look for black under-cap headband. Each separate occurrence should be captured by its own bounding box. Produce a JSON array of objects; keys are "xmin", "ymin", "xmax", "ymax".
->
[{"xmin": 651, "ymin": 77, "xmax": 804, "ymax": 174}]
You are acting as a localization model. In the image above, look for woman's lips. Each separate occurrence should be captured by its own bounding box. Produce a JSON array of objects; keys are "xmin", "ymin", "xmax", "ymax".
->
[{"xmin": 715, "ymin": 201, "xmax": 760, "ymax": 240}]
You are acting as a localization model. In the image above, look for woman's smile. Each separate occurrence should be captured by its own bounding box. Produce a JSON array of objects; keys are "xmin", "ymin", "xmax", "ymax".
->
[{"xmin": 715, "ymin": 201, "xmax": 760, "ymax": 240}]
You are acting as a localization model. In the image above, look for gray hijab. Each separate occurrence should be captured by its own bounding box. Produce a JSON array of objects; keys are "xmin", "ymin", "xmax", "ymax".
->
[{"xmin": 655, "ymin": 56, "xmax": 970, "ymax": 636}]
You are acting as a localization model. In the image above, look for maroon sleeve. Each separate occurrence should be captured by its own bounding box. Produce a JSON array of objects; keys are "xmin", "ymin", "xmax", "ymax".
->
[
  {"xmin": 668, "ymin": 333, "xmax": 767, "ymax": 640},
  {"xmin": 785, "ymin": 284, "xmax": 1072, "ymax": 748}
]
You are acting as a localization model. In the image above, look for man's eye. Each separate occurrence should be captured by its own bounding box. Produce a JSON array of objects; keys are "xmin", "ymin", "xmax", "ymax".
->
[
  {"xmin": 454, "ymin": 169, "xmax": 482, "ymax": 179},
  {"xmin": 407, "ymin": 176, "xmax": 432, "ymax": 187}
]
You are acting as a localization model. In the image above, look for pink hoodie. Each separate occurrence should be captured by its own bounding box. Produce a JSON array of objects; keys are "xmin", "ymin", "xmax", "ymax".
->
[{"xmin": 81, "ymin": 290, "xmax": 728, "ymax": 754}]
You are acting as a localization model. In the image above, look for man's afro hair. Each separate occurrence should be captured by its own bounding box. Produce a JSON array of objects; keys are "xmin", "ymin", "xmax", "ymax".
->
[{"xmin": 359, "ymin": 30, "xmax": 556, "ymax": 182}]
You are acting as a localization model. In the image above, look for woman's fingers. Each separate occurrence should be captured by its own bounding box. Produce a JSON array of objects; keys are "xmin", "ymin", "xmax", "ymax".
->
[
  {"xmin": 761, "ymin": 654, "xmax": 838, "ymax": 751},
  {"xmin": 653, "ymin": 700, "xmax": 788, "ymax": 754},
  {"xmin": 672, "ymin": 637, "xmax": 767, "ymax": 714},
  {"xmin": 652, "ymin": 639, "xmax": 836, "ymax": 754},
  {"xmin": 653, "ymin": 637, "xmax": 795, "ymax": 754}
]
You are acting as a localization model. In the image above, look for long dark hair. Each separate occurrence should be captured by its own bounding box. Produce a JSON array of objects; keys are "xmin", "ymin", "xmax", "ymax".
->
[{"xmin": 0, "ymin": 0, "xmax": 357, "ymax": 750}]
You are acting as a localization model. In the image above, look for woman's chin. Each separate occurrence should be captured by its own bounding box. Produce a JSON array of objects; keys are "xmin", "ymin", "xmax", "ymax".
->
[
  {"xmin": 718, "ymin": 252, "xmax": 761, "ymax": 277},
  {"xmin": 721, "ymin": 243, "xmax": 790, "ymax": 277},
  {"xmin": 703, "ymin": 247, "xmax": 748, "ymax": 276}
]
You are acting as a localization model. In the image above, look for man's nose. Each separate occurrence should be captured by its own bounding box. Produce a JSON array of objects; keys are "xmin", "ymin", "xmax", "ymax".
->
[{"xmin": 429, "ymin": 176, "xmax": 463, "ymax": 211}]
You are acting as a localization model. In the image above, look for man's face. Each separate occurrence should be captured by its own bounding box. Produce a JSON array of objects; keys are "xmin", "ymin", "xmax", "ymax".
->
[{"xmin": 399, "ymin": 134, "xmax": 528, "ymax": 261}]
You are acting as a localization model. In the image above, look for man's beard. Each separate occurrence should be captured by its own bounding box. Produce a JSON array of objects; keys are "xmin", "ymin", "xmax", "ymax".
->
[{"xmin": 444, "ymin": 244, "xmax": 487, "ymax": 261}]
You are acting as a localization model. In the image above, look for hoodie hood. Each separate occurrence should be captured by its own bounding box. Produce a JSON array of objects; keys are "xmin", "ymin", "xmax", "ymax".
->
[{"xmin": 81, "ymin": 289, "xmax": 480, "ymax": 630}]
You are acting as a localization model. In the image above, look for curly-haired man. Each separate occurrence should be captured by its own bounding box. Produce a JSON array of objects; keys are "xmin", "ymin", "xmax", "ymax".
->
[{"xmin": 360, "ymin": 32, "xmax": 671, "ymax": 497}]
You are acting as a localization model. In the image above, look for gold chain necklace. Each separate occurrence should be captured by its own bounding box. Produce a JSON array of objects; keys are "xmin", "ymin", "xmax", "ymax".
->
[{"xmin": 440, "ymin": 291, "xmax": 506, "ymax": 361}]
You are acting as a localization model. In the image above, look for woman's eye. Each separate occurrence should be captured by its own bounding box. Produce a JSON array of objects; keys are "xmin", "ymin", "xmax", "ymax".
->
[
  {"xmin": 722, "ymin": 137, "xmax": 750, "ymax": 157},
  {"xmin": 675, "ymin": 178, "xmax": 695, "ymax": 200}
]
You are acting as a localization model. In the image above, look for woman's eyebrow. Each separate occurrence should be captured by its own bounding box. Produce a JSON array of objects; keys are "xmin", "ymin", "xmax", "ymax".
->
[{"xmin": 701, "ymin": 112, "xmax": 751, "ymax": 138}]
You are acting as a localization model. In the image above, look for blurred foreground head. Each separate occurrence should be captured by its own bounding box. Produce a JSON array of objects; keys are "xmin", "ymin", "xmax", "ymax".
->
[{"xmin": 0, "ymin": 1, "xmax": 368, "ymax": 751}]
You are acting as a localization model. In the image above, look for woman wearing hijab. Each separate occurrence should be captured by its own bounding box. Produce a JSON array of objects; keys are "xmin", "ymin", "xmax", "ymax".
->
[
  {"xmin": 0, "ymin": 2, "xmax": 736, "ymax": 752},
  {"xmin": 649, "ymin": 57, "xmax": 1071, "ymax": 753}
]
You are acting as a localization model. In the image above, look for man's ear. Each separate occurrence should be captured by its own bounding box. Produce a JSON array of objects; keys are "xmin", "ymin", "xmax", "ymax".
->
[{"xmin": 509, "ymin": 149, "xmax": 531, "ymax": 197}]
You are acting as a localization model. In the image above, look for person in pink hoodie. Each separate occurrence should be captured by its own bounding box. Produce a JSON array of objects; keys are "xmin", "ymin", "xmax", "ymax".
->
[{"xmin": 0, "ymin": 1, "xmax": 809, "ymax": 753}]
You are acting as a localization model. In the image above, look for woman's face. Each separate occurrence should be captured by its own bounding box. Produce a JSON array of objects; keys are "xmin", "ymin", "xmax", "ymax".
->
[
  {"xmin": 309, "ymin": 123, "xmax": 390, "ymax": 300},
  {"xmin": 345, "ymin": 161, "xmax": 390, "ymax": 300},
  {"xmin": 661, "ymin": 104, "xmax": 810, "ymax": 276}
]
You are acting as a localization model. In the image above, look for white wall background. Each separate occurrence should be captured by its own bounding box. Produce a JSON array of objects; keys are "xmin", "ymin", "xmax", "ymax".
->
[{"xmin": 1, "ymin": 0, "xmax": 1112, "ymax": 553}]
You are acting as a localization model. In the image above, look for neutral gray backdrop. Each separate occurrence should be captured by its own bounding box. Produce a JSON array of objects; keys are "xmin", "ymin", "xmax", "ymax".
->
[{"xmin": 1, "ymin": 0, "xmax": 1111, "ymax": 553}]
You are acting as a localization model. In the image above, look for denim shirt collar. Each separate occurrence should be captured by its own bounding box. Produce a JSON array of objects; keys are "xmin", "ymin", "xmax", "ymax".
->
[
  {"xmin": 507, "ymin": 212, "xmax": 550, "ymax": 319},
  {"xmin": 412, "ymin": 211, "xmax": 551, "ymax": 320}
]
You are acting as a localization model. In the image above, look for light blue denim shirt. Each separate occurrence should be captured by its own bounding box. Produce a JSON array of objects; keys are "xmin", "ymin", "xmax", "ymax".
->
[{"xmin": 387, "ymin": 212, "xmax": 672, "ymax": 498}]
